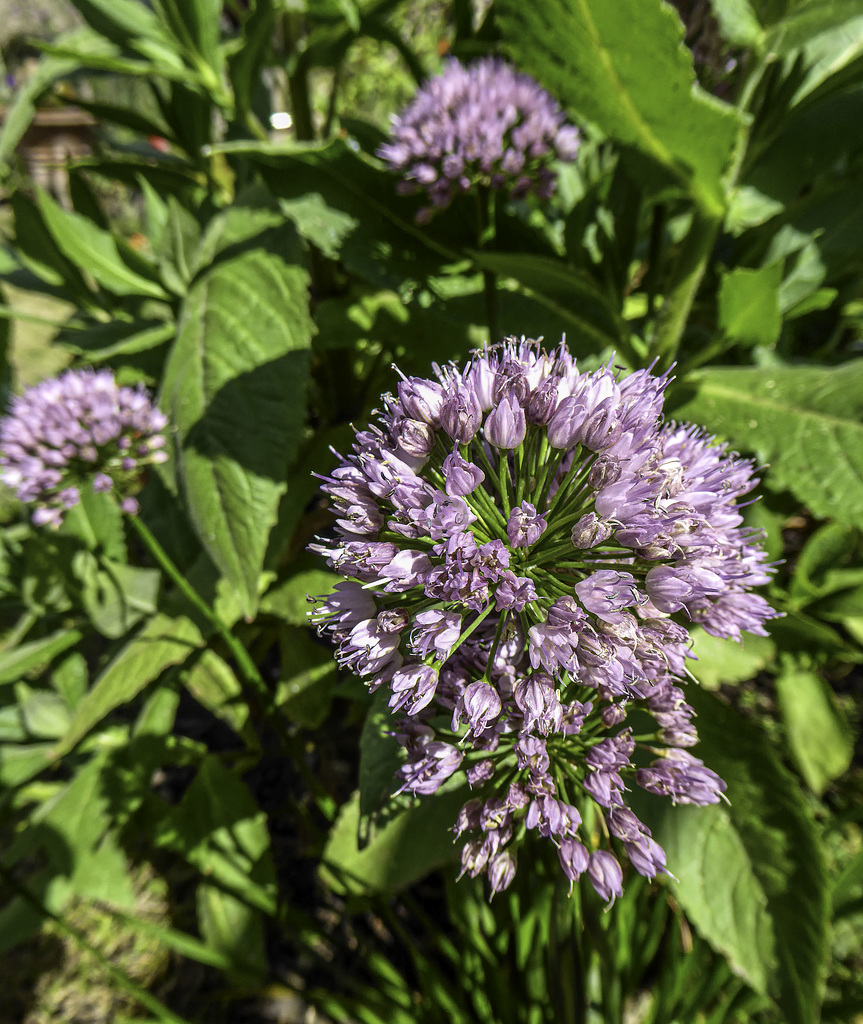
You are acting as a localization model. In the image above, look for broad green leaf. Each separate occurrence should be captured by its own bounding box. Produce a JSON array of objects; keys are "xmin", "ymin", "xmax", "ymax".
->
[
  {"xmin": 468, "ymin": 252, "xmax": 625, "ymax": 353},
  {"xmin": 80, "ymin": 556, "xmax": 161, "ymax": 639},
  {"xmin": 359, "ymin": 687, "xmax": 403, "ymax": 816},
  {"xmin": 160, "ymin": 756, "xmax": 276, "ymax": 915},
  {"xmin": 0, "ymin": 743, "xmax": 52, "ymax": 787},
  {"xmin": 321, "ymin": 786, "xmax": 469, "ymax": 895},
  {"xmin": 197, "ymin": 883, "xmax": 268, "ymax": 982},
  {"xmin": 278, "ymin": 193, "xmax": 359, "ymax": 260},
  {"xmin": 718, "ymin": 263, "xmax": 782, "ymax": 347},
  {"xmin": 10, "ymin": 192, "xmax": 92, "ymax": 297},
  {"xmin": 643, "ymin": 688, "xmax": 828, "ymax": 1024},
  {"xmin": 496, "ymin": 0, "xmax": 743, "ymax": 215},
  {"xmin": 0, "ymin": 754, "xmax": 136, "ymax": 953},
  {"xmin": 19, "ymin": 689, "xmax": 72, "ymax": 740},
  {"xmin": 689, "ymin": 626, "xmax": 776, "ymax": 689},
  {"xmin": 161, "ymin": 212, "xmax": 314, "ymax": 619},
  {"xmin": 260, "ymin": 567, "xmax": 338, "ymax": 624},
  {"xmin": 59, "ymin": 319, "xmax": 175, "ymax": 363},
  {"xmin": 0, "ymin": 628, "xmax": 85, "ymax": 686},
  {"xmin": 775, "ymin": 665, "xmax": 854, "ymax": 794},
  {"xmin": 36, "ymin": 188, "xmax": 168, "ymax": 299},
  {"xmin": 668, "ymin": 361, "xmax": 863, "ymax": 529},
  {"xmin": 725, "ymin": 186, "xmax": 784, "ymax": 235},
  {"xmin": 182, "ymin": 649, "xmax": 251, "ymax": 740},
  {"xmin": 53, "ymin": 613, "xmax": 203, "ymax": 757},
  {"xmin": 212, "ymin": 139, "xmax": 462, "ymax": 288},
  {"xmin": 51, "ymin": 652, "xmax": 90, "ymax": 709},
  {"xmin": 0, "ymin": 705, "xmax": 26, "ymax": 742},
  {"xmin": 60, "ymin": 487, "xmax": 126, "ymax": 561},
  {"xmin": 276, "ymin": 627, "xmax": 337, "ymax": 729},
  {"xmin": 711, "ymin": 0, "xmax": 763, "ymax": 47},
  {"xmin": 792, "ymin": 522, "xmax": 857, "ymax": 599},
  {"xmin": 833, "ymin": 848, "xmax": 863, "ymax": 916}
]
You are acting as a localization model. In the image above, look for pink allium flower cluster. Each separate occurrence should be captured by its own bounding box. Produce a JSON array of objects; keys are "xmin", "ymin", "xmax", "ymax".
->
[
  {"xmin": 311, "ymin": 339, "xmax": 779, "ymax": 899},
  {"xmin": 378, "ymin": 58, "xmax": 580, "ymax": 222},
  {"xmin": 0, "ymin": 368, "xmax": 168, "ymax": 526}
]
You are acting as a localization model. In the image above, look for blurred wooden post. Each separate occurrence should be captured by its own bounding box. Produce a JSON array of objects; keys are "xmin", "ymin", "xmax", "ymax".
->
[{"xmin": 14, "ymin": 106, "xmax": 96, "ymax": 207}]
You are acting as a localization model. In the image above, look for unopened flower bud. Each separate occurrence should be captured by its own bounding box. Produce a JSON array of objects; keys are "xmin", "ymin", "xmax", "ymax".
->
[
  {"xmin": 484, "ymin": 395, "xmax": 526, "ymax": 449},
  {"xmin": 571, "ymin": 512, "xmax": 614, "ymax": 548},
  {"xmin": 527, "ymin": 376, "xmax": 560, "ymax": 425}
]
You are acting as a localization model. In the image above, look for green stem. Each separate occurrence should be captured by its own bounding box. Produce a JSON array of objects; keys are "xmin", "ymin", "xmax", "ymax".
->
[
  {"xmin": 498, "ymin": 450, "xmax": 513, "ymax": 517},
  {"xmin": 286, "ymin": 28, "xmax": 315, "ymax": 142},
  {"xmin": 650, "ymin": 210, "xmax": 721, "ymax": 371},
  {"xmin": 483, "ymin": 611, "xmax": 509, "ymax": 681},
  {"xmin": 0, "ymin": 861, "xmax": 194, "ymax": 1024},
  {"xmin": 477, "ymin": 186, "xmax": 498, "ymax": 343},
  {"xmin": 467, "ymin": 478, "xmax": 508, "ymax": 535}
]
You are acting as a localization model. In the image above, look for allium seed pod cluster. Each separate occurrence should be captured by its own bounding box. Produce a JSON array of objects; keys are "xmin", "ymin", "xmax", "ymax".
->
[
  {"xmin": 0, "ymin": 368, "xmax": 168, "ymax": 527},
  {"xmin": 311, "ymin": 339, "xmax": 778, "ymax": 899},
  {"xmin": 378, "ymin": 58, "xmax": 580, "ymax": 223}
]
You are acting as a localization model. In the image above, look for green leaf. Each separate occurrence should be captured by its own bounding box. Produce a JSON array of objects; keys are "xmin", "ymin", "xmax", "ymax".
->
[
  {"xmin": 792, "ymin": 522, "xmax": 857, "ymax": 598},
  {"xmin": 160, "ymin": 756, "xmax": 276, "ymax": 915},
  {"xmin": 106, "ymin": 906, "xmax": 234, "ymax": 970},
  {"xmin": 468, "ymin": 252, "xmax": 625, "ymax": 353},
  {"xmin": 72, "ymin": 0, "xmax": 171, "ymax": 49},
  {"xmin": 718, "ymin": 263, "xmax": 783, "ymax": 347},
  {"xmin": 689, "ymin": 626, "xmax": 776, "ymax": 689},
  {"xmin": 276, "ymin": 627, "xmax": 337, "ymax": 729},
  {"xmin": 77, "ymin": 555, "xmax": 161, "ymax": 639},
  {"xmin": 10, "ymin": 192, "xmax": 92, "ymax": 297},
  {"xmin": 0, "ymin": 754, "xmax": 136, "ymax": 952},
  {"xmin": 60, "ymin": 487, "xmax": 126, "ymax": 560},
  {"xmin": 0, "ymin": 628, "xmax": 85, "ymax": 686},
  {"xmin": 775, "ymin": 665, "xmax": 854, "ymax": 794},
  {"xmin": 161, "ymin": 211, "xmax": 314, "ymax": 619},
  {"xmin": 182, "ymin": 649, "xmax": 251, "ymax": 740},
  {"xmin": 321, "ymin": 786, "xmax": 469, "ymax": 896},
  {"xmin": 53, "ymin": 613, "xmax": 203, "ymax": 757},
  {"xmin": 278, "ymin": 193, "xmax": 360, "ymax": 261},
  {"xmin": 765, "ymin": 1, "xmax": 863, "ymax": 105},
  {"xmin": 668, "ymin": 361, "xmax": 863, "ymax": 529},
  {"xmin": 642, "ymin": 688, "xmax": 828, "ymax": 1024},
  {"xmin": 0, "ymin": 744, "xmax": 53, "ymax": 787},
  {"xmin": 59, "ymin": 319, "xmax": 175, "ymax": 363},
  {"xmin": 725, "ymin": 186, "xmax": 784, "ymax": 235},
  {"xmin": 496, "ymin": 0, "xmax": 743, "ymax": 215},
  {"xmin": 229, "ymin": 0, "xmax": 276, "ymax": 122},
  {"xmin": 260, "ymin": 567, "xmax": 338, "ymax": 624},
  {"xmin": 747, "ymin": 87, "xmax": 863, "ymax": 206},
  {"xmin": 359, "ymin": 687, "xmax": 402, "ymax": 816},
  {"xmin": 0, "ymin": 36, "xmax": 85, "ymax": 163},
  {"xmin": 212, "ymin": 139, "xmax": 461, "ymax": 288},
  {"xmin": 36, "ymin": 188, "xmax": 169, "ymax": 299},
  {"xmin": 710, "ymin": 0, "xmax": 763, "ymax": 47},
  {"xmin": 154, "ymin": 0, "xmax": 223, "ymax": 77},
  {"xmin": 52, "ymin": 653, "xmax": 89, "ymax": 709},
  {"xmin": 197, "ymin": 883, "xmax": 268, "ymax": 982},
  {"xmin": 19, "ymin": 689, "xmax": 72, "ymax": 740}
]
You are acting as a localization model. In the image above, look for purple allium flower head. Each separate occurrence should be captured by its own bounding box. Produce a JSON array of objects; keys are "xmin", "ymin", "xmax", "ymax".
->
[
  {"xmin": 0, "ymin": 367, "xmax": 168, "ymax": 526},
  {"xmin": 310, "ymin": 337, "xmax": 779, "ymax": 898},
  {"xmin": 378, "ymin": 58, "xmax": 580, "ymax": 222}
]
